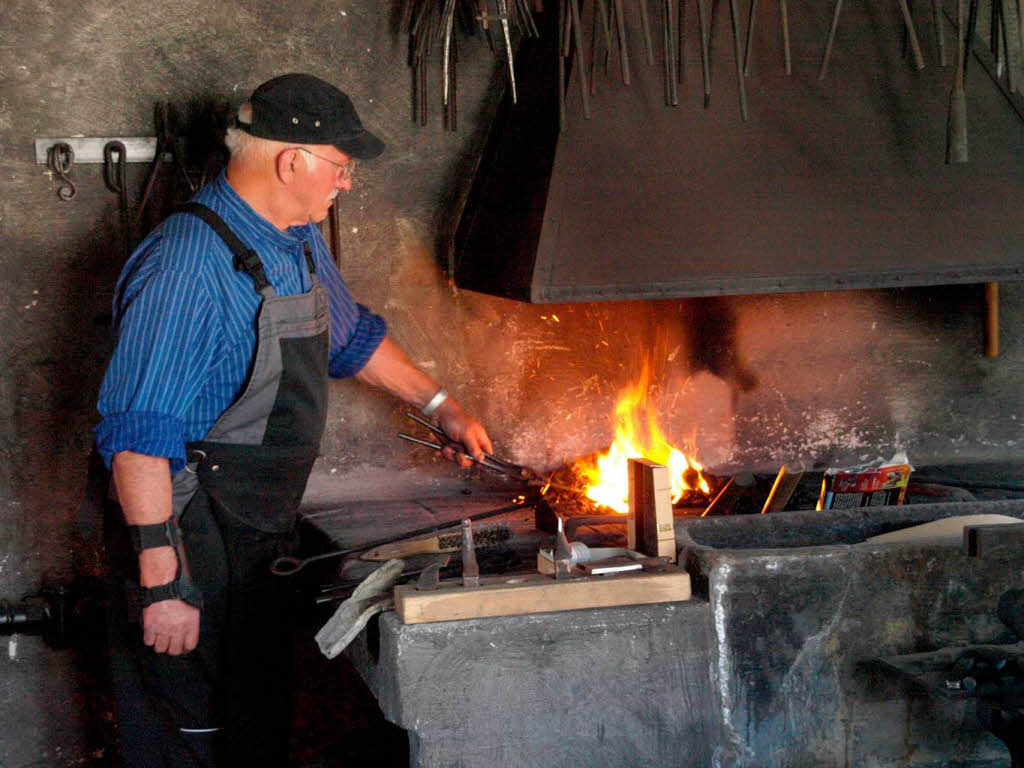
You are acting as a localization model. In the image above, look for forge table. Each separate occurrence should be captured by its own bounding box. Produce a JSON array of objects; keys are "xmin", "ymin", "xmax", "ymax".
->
[
  {"xmin": 301, "ymin": 496, "xmax": 1024, "ymax": 767},
  {"xmin": 877, "ymin": 645, "xmax": 1024, "ymax": 767}
]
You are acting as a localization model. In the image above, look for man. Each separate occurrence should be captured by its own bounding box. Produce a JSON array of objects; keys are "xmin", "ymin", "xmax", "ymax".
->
[{"xmin": 94, "ymin": 73, "xmax": 492, "ymax": 767}]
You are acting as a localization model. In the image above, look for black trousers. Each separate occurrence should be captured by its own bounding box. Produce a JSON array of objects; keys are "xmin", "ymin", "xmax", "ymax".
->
[{"xmin": 105, "ymin": 488, "xmax": 298, "ymax": 767}]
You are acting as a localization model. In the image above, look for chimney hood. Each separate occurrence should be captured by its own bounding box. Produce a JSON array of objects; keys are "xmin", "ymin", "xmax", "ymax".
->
[{"xmin": 452, "ymin": 8, "xmax": 1024, "ymax": 304}]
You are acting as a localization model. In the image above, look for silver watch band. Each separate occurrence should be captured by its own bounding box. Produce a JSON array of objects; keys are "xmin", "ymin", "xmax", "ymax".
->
[{"xmin": 421, "ymin": 387, "xmax": 449, "ymax": 417}]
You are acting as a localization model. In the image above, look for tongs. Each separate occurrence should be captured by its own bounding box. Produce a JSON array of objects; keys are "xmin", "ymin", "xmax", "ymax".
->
[
  {"xmin": 399, "ymin": 412, "xmax": 531, "ymax": 479},
  {"xmin": 398, "ymin": 413, "xmax": 577, "ymax": 493}
]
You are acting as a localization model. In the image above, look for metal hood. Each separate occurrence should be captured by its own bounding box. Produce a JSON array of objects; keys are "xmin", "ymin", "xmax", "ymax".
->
[{"xmin": 452, "ymin": 8, "xmax": 1024, "ymax": 303}]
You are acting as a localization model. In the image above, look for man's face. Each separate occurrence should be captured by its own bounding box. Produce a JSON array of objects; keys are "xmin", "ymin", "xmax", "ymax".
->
[{"xmin": 294, "ymin": 146, "xmax": 354, "ymax": 224}]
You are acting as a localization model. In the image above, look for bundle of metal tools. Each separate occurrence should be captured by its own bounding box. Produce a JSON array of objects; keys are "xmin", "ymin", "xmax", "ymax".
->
[
  {"xmin": 945, "ymin": 0, "xmax": 1022, "ymax": 163},
  {"xmin": 403, "ymin": 0, "xmax": 539, "ymax": 130}
]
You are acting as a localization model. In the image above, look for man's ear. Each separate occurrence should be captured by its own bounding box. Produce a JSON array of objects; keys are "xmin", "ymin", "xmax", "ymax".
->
[{"xmin": 275, "ymin": 148, "xmax": 300, "ymax": 184}]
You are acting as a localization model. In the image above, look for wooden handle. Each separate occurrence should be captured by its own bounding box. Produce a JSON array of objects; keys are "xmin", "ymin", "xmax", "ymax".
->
[
  {"xmin": 985, "ymin": 282, "xmax": 999, "ymax": 357},
  {"xmin": 362, "ymin": 536, "xmax": 443, "ymax": 562}
]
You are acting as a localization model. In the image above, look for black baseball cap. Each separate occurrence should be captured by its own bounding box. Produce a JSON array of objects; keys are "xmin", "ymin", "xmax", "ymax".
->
[{"xmin": 236, "ymin": 73, "xmax": 385, "ymax": 160}]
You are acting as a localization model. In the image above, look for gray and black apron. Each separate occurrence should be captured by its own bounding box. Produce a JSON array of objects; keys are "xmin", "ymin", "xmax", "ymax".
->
[{"xmin": 106, "ymin": 203, "xmax": 328, "ymax": 768}]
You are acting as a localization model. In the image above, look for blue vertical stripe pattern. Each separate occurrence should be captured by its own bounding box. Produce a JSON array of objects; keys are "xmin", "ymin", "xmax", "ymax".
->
[{"xmin": 94, "ymin": 171, "xmax": 387, "ymax": 471}]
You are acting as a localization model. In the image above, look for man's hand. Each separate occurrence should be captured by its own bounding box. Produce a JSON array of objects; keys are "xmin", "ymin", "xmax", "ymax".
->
[
  {"xmin": 139, "ymin": 545, "xmax": 200, "ymax": 655},
  {"xmin": 435, "ymin": 399, "xmax": 493, "ymax": 468},
  {"xmin": 354, "ymin": 338, "xmax": 494, "ymax": 468},
  {"xmin": 143, "ymin": 600, "xmax": 200, "ymax": 656}
]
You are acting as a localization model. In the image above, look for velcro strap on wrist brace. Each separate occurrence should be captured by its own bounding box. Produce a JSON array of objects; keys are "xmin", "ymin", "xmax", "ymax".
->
[
  {"xmin": 141, "ymin": 580, "xmax": 204, "ymax": 610},
  {"xmin": 128, "ymin": 520, "xmax": 180, "ymax": 553}
]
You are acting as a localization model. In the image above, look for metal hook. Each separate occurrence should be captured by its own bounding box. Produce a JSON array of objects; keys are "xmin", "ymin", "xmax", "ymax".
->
[
  {"xmin": 184, "ymin": 449, "xmax": 207, "ymax": 474},
  {"xmin": 46, "ymin": 142, "xmax": 76, "ymax": 201},
  {"xmin": 103, "ymin": 141, "xmax": 131, "ymax": 262}
]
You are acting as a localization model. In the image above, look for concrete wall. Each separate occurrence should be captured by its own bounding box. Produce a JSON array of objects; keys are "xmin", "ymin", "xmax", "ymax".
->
[{"xmin": 0, "ymin": 0, "xmax": 1022, "ymax": 764}]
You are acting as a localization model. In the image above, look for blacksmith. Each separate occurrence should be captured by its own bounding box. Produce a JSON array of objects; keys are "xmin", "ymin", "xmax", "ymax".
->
[{"xmin": 94, "ymin": 73, "xmax": 492, "ymax": 767}]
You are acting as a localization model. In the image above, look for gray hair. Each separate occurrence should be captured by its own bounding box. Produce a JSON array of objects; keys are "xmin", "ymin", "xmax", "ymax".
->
[{"xmin": 224, "ymin": 103, "xmax": 313, "ymax": 169}]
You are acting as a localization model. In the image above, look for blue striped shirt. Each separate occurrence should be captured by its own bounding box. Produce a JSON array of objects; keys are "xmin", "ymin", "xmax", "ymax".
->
[{"xmin": 94, "ymin": 171, "xmax": 387, "ymax": 472}]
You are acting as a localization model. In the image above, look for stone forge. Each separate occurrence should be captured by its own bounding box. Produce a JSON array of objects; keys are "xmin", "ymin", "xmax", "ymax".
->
[{"xmin": 345, "ymin": 499, "xmax": 1024, "ymax": 768}]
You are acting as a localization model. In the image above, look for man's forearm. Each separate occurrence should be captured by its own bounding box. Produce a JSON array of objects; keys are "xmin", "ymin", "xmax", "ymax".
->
[
  {"xmin": 354, "ymin": 336, "xmax": 493, "ymax": 463},
  {"xmin": 111, "ymin": 451, "xmax": 177, "ymax": 586},
  {"xmin": 111, "ymin": 450, "xmax": 200, "ymax": 655},
  {"xmin": 354, "ymin": 336, "xmax": 443, "ymax": 409}
]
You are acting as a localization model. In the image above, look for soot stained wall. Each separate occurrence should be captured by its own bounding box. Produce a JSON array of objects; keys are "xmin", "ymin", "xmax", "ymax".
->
[{"xmin": 0, "ymin": 1, "xmax": 1022, "ymax": 764}]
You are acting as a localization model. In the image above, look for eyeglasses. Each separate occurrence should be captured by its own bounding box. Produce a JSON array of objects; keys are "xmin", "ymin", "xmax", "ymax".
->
[{"xmin": 296, "ymin": 147, "xmax": 357, "ymax": 183}]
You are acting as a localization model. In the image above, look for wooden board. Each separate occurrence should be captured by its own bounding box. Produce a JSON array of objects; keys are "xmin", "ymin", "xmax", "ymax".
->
[
  {"xmin": 394, "ymin": 568, "xmax": 691, "ymax": 624},
  {"xmin": 865, "ymin": 514, "xmax": 1023, "ymax": 544},
  {"xmin": 628, "ymin": 459, "xmax": 676, "ymax": 561}
]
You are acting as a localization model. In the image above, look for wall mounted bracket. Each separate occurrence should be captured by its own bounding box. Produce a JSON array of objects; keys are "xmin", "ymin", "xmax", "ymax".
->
[{"xmin": 33, "ymin": 137, "xmax": 165, "ymax": 164}]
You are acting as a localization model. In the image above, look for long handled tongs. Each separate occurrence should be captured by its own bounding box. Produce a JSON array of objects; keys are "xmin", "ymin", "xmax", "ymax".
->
[
  {"xmin": 400, "ymin": 412, "xmax": 531, "ymax": 478},
  {"xmin": 399, "ymin": 413, "xmax": 578, "ymax": 493}
]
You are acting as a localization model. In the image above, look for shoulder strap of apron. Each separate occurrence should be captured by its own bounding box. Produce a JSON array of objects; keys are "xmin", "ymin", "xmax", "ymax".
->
[
  {"xmin": 302, "ymin": 241, "xmax": 318, "ymax": 277},
  {"xmin": 177, "ymin": 202, "xmax": 275, "ymax": 297}
]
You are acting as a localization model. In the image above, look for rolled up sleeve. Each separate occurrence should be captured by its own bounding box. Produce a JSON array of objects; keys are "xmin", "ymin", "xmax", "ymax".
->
[
  {"xmin": 94, "ymin": 253, "xmax": 219, "ymax": 473},
  {"xmin": 329, "ymin": 303, "xmax": 387, "ymax": 378},
  {"xmin": 94, "ymin": 411, "xmax": 186, "ymax": 471}
]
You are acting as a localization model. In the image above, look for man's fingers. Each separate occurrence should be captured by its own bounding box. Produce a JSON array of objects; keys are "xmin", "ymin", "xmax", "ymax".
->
[
  {"xmin": 184, "ymin": 625, "xmax": 200, "ymax": 653},
  {"xmin": 143, "ymin": 600, "xmax": 201, "ymax": 655},
  {"xmin": 476, "ymin": 426, "xmax": 494, "ymax": 456},
  {"xmin": 461, "ymin": 424, "xmax": 493, "ymax": 461}
]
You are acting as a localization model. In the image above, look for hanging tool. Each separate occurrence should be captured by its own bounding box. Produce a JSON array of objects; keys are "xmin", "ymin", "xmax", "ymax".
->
[
  {"xmin": 46, "ymin": 142, "xmax": 76, "ymax": 201},
  {"xmin": 443, "ymin": 0, "xmax": 458, "ymax": 130},
  {"xmin": 745, "ymin": 0, "xmax": 790, "ymax": 74},
  {"xmin": 743, "ymin": 0, "xmax": 758, "ymax": 75},
  {"xmin": 136, "ymin": 102, "xmax": 196, "ymax": 225},
  {"xmin": 639, "ymin": 0, "xmax": 655, "ymax": 66},
  {"xmin": 613, "ymin": 0, "xmax": 632, "ymax": 84},
  {"xmin": 679, "ymin": 0, "xmax": 687, "ymax": 85},
  {"xmin": 588, "ymin": 0, "xmax": 614, "ymax": 96},
  {"xmin": 947, "ymin": 0, "xmax": 968, "ymax": 162},
  {"xmin": 325, "ymin": 200, "xmax": 342, "ymax": 266},
  {"xmin": 567, "ymin": 0, "xmax": 592, "ymax": 117},
  {"xmin": 495, "ymin": 0, "xmax": 519, "ymax": 103},
  {"xmin": 995, "ymin": 0, "xmax": 1014, "ymax": 92},
  {"xmin": 695, "ymin": 0, "xmax": 712, "ymax": 105},
  {"xmin": 820, "ymin": 0, "xmax": 925, "ymax": 80},
  {"xmin": 930, "ymin": 0, "xmax": 946, "ymax": 67},
  {"xmin": 728, "ymin": 0, "xmax": 749, "ymax": 120},
  {"xmin": 103, "ymin": 141, "xmax": 131, "ymax": 263},
  {"xmin": 663, "ymin": 0, "xmax": 679, "ymax": 106},
  {"xmin": 594, "ymin": 0, "xmax": 614, "ymax": 79},
  {"xmin": 270, "ymin": 500, "xmax": 528, "ymax": 576}
]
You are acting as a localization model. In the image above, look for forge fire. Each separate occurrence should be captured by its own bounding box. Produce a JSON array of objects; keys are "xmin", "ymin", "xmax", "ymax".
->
[{"xmin": 572, "ymin": 362, "xmax": 710, "ymax": 514}]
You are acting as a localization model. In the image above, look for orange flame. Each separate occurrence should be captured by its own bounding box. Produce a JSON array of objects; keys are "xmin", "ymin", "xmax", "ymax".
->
[{"xmin": 577, "ymin": 364, "xmax": 709, "ymax": 514}]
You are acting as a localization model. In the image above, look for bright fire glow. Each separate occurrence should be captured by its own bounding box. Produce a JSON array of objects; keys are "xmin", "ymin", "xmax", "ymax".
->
[{"xmin": 577, "ymin": 364, "xmax": 709, "ymax": 514}]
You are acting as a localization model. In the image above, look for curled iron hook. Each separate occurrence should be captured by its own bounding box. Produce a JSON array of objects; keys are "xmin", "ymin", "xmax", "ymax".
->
[{"xmin": 46, "ymin": 142, "xmax": 76, "ymax": 201}]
